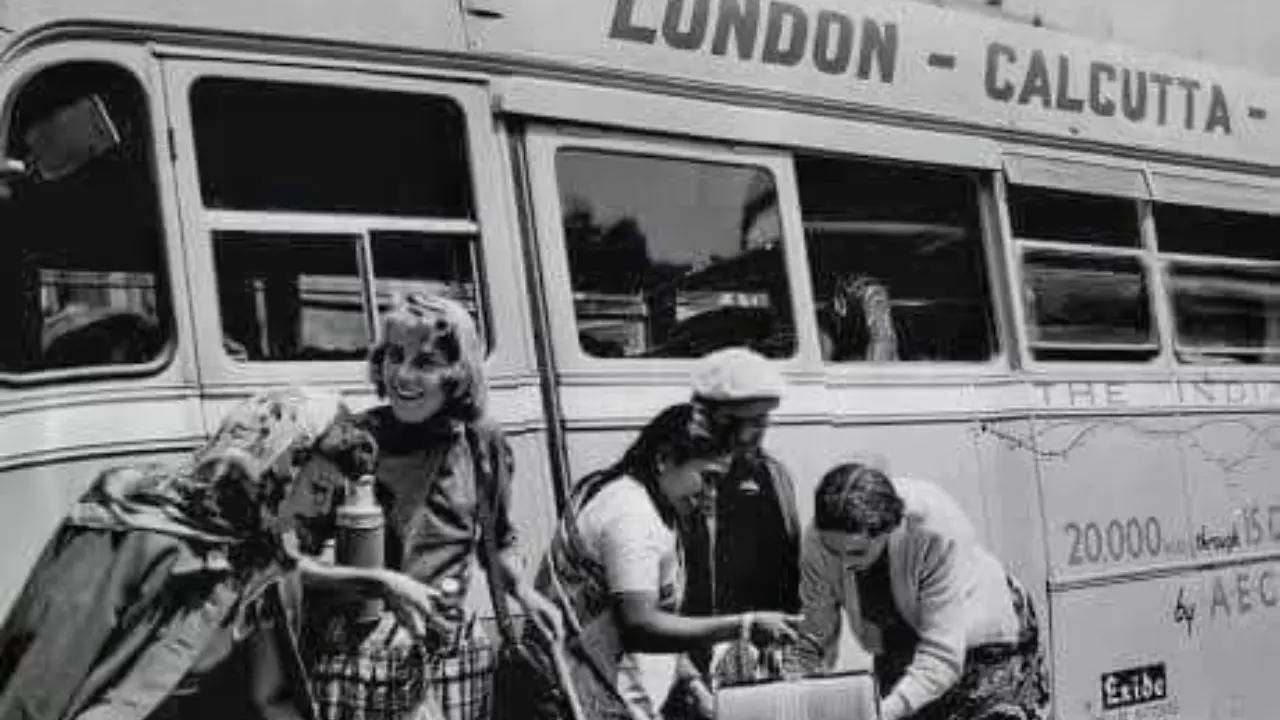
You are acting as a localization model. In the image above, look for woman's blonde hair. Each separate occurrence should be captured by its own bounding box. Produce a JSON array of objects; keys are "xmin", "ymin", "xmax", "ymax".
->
[{"xmin": 366, "ymin": 293, "xmax": 488, "ymax": 422}]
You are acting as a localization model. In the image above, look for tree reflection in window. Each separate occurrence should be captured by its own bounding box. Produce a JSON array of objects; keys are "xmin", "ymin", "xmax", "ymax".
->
[{"xmin": 557, "ymin": 150, "xmax": 795, "ymax": 359}]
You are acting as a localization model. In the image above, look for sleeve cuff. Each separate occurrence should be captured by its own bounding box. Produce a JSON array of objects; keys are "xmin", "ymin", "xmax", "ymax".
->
[{"xmin": 880, "ymin": 693, "xmax": 911, "ymax": 720}]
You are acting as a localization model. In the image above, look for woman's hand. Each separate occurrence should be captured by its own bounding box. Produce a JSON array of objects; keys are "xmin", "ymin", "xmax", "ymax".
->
[
  {"xmin": 378, "ymin": 570, "xmax": 449, "ymax": 639},
  {"xmin": 748, "ymin": 611, "xmax": 804, "ymax": 646},
  {"xmin": 517, "ymin": 586, "xmax": 565, "ymax": 642}
]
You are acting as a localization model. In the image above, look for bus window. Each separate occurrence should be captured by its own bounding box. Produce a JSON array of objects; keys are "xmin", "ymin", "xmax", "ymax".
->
[
  {"xmin": 1008, "ymin": 186, "xmax": 1157, "ymax": 362},
  {"xmin": 794, "ymin": 155, "xmax": 995, "ymax": 363},
  {"xmin": 369, "ymin": 231, "xmax": 487, "ymax": 342},
  {"xmin": 190, "ymin": 78, "xmax": 471, "ymax": 217},
  {"xmin": 556, "ymin": 149, "xmax": 795, "ymax": 359},
  {"xmin": 0, "ymin": 62, "xmax": 170, "ymax": 375},
  {"xmin": 1155, "ymin": 203, "xmax": 1280, "ymax": 364},
  {"xmin": 189, "ymin": 79, "xmax": 488, "ymax": 359},
  {"xmin": 214, "ymin": 232, "xmax": 366, "ymax": 361}
]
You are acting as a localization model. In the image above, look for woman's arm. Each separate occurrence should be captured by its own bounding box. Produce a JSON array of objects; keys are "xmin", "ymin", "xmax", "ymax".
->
[
  {"xmin": 615, "ymin": 592, "xmax": 798, "ymax": 653},
  {"xmin": 793, "ymin": 528, "xmax": 844, "ymax": 673},
  {"xmin": 616, "ymin": 592, "xmax": 744, "ymax": 653},
  {"xmin": 295, "ymin": 555, "xmax": 449, "ymax": 638},
  {"xmin": 496, "ymin": 547, "xmax": 565, "ymax": 640},
  {"xmin": 880, "ymin": 534, "xmax": 969, "ymax": 720}
]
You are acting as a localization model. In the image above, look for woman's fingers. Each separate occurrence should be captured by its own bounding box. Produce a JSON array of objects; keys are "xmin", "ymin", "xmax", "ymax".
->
[{"xmin": 382, "ymin": 572, "xmax": 449, "ymax": 639}]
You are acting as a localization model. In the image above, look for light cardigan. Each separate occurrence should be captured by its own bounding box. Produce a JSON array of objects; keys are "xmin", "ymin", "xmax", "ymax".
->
[{"xmin": 796, "ymin": 477, "xmax": 1020, "ymax": 719}]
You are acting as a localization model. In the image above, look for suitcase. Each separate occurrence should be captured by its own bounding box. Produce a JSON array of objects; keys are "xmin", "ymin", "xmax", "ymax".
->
[{"xmin": 714, "ymin": 670, "xmax": 880, "ymax": 720}]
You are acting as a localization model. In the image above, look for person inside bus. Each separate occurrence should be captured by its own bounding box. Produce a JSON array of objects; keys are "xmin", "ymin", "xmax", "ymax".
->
[
  {"xmin": 793, "ymin": 462, "xmax": 1050, "ymax": 720},
  {"xmin": 511, "ymin": 402, "xmax": 803, "ymax": 720},
  {"xmin": 0, "ymin": 387, "xmax": 444, "ymax": 720},
  {"xmin": 307, "ymin": 292, "xmax": 562, "ymax": 720},
  {"xmin": 670, "ymin": 346, "xmax": 801, "ymax": 712},
  {"xmin": 823, "ymin": 274, "xmax": 902, "ymax": 362}
]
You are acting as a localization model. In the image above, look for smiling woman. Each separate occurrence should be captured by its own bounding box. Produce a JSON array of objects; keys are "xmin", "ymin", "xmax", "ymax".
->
[
  {"xmin": 308, "ymin": 293, "xmax": 560, "ymax": 720},
  {"xmin": 501, "ymin": 402, "xmax": 802, "ymax": 720}
]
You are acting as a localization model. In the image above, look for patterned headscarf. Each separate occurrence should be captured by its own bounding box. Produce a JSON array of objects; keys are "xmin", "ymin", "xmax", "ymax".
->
[{"xmin": 71, "ymin": 387, "xmax": 346, "ymax": 545}]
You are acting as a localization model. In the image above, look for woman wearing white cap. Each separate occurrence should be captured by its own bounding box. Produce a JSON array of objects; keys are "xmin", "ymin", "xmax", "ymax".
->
[{"xmin": 671, "ymin": 347, "xmax": 802, "ymax": 715}]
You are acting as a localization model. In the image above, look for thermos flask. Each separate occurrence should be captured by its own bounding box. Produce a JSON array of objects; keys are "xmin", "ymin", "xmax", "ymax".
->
[{"xmin": 336, "ymin": 473, "xmax": 385, "ymax": 623}]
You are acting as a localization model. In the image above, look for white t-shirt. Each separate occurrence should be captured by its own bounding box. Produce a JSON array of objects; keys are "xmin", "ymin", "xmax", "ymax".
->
[{"xmin": 576, "ymin": 476, "xmax": 684, "ymax": 713}]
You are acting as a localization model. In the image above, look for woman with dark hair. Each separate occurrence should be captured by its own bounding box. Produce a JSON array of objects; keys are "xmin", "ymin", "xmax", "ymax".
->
[
  {"xmin": 517, "ymin": 403, "xmax": 803, "ymax": 720},
  {"xmin": 309, "ymin": 293, "xmax": 560, "ymax": 720},
  {"xmin": 795, "ymin": 463, "xmax": 1049, "ymax": 720},
  {"xmin": 0, "ymin": 388, "xmax": 439, "ymax": 720},
  {"xmin": 826, "ymin": 274, "xmax": 901, "ymax": 362}
]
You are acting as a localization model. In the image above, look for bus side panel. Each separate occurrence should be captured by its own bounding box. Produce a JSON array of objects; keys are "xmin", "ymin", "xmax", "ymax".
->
[
  {"xmin": 1052, "ymin": 579, "xmax": 1197, "ymax": 720},
  {"xmin": 1033, "ymin": 415, "xmax": 1195, "ymax": 720},
  {"xmin": 0, "ymin": 447, "xmax": 197, "ymax": 616},
  {"xmin": 1176, "ymin": 410, "xmax": 1280, "ymax": 720},
  {"xmin": 501, "ymin": 424, "xmax": 561, "ymax": 581},
  {"xmin": 971, "ymin": 416, "xmax": 1053, "ymax": 643}
]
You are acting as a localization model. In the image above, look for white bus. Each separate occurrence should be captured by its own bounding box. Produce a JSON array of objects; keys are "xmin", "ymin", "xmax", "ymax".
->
[{"xmin": 1, "ymin": 1, "xmax": 1277, "ymax": 717}]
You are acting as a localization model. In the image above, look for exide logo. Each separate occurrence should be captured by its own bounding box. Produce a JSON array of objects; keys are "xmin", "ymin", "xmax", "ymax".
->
[{"xmin": 1100, "ymin": 663, "xmax": 1168, "ymax": 711}]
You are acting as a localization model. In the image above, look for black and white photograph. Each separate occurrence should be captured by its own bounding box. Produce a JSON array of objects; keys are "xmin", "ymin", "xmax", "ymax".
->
[{"xmin": 0, "ymin": 1, "xmax": 1277, "ymax": 719}]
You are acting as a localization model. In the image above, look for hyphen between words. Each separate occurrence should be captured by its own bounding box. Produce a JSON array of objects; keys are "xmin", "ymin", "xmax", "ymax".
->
[{"xmin": 609, "ymin": 0, "xmax": 1236, "ymax": 135}]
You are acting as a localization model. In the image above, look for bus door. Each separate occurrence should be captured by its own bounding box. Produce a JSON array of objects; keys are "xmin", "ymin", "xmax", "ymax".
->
[
  {"xmin": 515, "ymin": 122, "xmax": 829, "ymax": 497},
  {"xmin": 156, "ymin": 54, "xmax": 563, "ymax": 582}
]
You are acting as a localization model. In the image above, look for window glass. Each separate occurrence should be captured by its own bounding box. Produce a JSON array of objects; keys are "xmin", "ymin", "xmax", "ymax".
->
[
  {"xmin": 190, "ymin": 79, "xmax": 472, "ymax": 217},
  {"xmin": 795, "ymin": 155, "xmax": 995, "ymax": 362},
  {"xmin": 0, "ymin": 62, "xmax": 170, "ymax": 374},
  {"xmin": 557, "ymin": 149, "xmax": 795, "ymax": 359},
  {"xmin": 1155, "ymin": 203, "xmax": 1279, "ymax": 261},
  {"xmin": 214, "ymin": 232, "xmax": 367, "ymax": 361},
  {"xmin": 1008, "ymin": 186, "xmax": 1138, "ymax": 247},
  {"xmin": 369, "ymin": 231, "xmax": 489, "ymax": 347},
  {"xmin": 1022, "ymin": 252, "xmax": 1155, "ymax": 361},
  {"xmin": 1168, "ymin": 265, "xmax": 1280, "ymax": 363},
  {"xmin": 1009, "ymin": 185, "xmax": 1153, "ymax": 361}
]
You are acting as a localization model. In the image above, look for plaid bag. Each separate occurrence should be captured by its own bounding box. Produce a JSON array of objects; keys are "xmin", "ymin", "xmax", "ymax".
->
[{"xmin": 310, "ymin": 615, "xmax": 499, "ymax": 720}]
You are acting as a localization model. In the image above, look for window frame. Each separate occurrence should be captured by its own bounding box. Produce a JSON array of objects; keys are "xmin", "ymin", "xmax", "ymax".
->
[
  {"xmin": 522, "ymin": 126, "xmax": 820, "ymax": 377},
  {"xmin": 0, "ymin": 42, "xmax": 190, "ymax": 387},
  {"xmin": 997, "ymin": 151, "xmax": 1172, "ymax": 370},
  {"xmin": 1148, "ymin": 165, "xmax": 1280, "ymax": 367},
  {"xmin": 1153, "ymin": 210, "xmax": 1280, "ymax": 365},
  {"xmin": 790, "ymin": 150, "xmax": 1009, "ymax": 374},
  {"xmin": 161, "ymin": 59, "xmax": 521, "ymax": 387}
]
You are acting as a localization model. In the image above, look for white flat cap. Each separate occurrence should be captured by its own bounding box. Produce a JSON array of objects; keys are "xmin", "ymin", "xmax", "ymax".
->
[{"xmin": 690, "ymin": 347, "xmax": 784, "ymax": 402}]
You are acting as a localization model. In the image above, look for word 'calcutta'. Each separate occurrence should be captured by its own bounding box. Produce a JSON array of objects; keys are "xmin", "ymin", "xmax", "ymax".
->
[
  {"xmin": 610, "ymin": 0, "xmax": 898, "ymax": 82},
  {"xmin": 985, "ymin": 43, "xmax": 1233, "ymax": 134}
]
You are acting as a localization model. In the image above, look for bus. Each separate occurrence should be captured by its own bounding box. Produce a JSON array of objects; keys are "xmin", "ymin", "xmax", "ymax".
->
[{"xmin": 1, "ymin": 0, "xmax": 1278, "ymax": 717}]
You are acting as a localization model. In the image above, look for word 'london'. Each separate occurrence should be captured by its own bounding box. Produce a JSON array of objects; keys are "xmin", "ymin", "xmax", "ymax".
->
[{"xmin": 608, "ymin": 0, "xmax": 1236, "ymax": 134}]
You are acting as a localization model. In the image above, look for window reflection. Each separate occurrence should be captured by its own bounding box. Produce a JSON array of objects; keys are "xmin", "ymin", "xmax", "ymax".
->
[
  {"xmin": 1022, "ymin": 252, "xmax": 1156, "ymax": 360},
  {"xmin": 797, "ymin": 155, "xmax": 996, "ymax": 362},
  {"xmin": 1155, "ymin": 202, "xmax": 1280, "ymax": 365},
  {"xmin": 191, "ymin": 79, "xmax": 472, "ymax": 217},
  {"xmin": 0, "ymin": 62, "xmax": 170, "ymax": 374},
  {"xmin": 1010, "ymin": 186, "xmax": 1153, "ymax": 362},
  {"xmin": 1169, "ymin": 265, "xmax": 1280, "ymax": 363},
  {"xmin": 369, "ymin": 231, "xmax": 487, "ymax": 347},
  {"xmin": 557, "ymin": 150, "xmax": 795, "ymax": 359},
  {"xmin": 214, "ymin": 232, "xmax": 368, "ymax": 362}
]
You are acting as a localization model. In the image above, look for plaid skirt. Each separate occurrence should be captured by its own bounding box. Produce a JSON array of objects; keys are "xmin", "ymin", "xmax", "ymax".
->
[
  {"xmin": 309, "ymin": 613, "xmax": 497, "ymax": 720},
  {"xmin": 878, "ymin": 575, "xmax": 1051, "ymax": 720}
]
